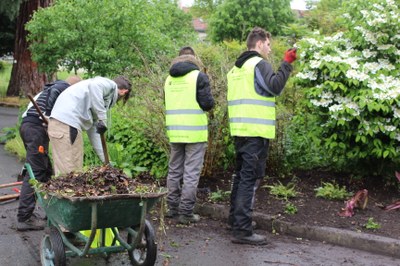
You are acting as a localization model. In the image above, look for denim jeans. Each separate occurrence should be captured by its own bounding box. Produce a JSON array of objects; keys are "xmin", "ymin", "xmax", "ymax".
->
[{"xmin": 229, "ymin": 137, "xmax": 269, "ymax": 237}]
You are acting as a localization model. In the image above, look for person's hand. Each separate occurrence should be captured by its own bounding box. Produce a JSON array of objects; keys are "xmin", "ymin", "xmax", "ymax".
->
[
  {"xmin": 284, "ymin": 48, "xmax": 297, "ymax": 64},
  {"xmin": 96, "ymin": 120, "xmax": 107, "ymax": 134}
]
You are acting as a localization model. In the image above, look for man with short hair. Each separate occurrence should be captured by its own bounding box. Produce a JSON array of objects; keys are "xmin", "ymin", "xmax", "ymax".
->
[
  {"xmin": 164, "ymin": 47, "xmax": 214, "ymax": 224},
  {"xmin": 48, "ymin": 76, "xmax": 131, "ymax": 175},
  {"xmin": 17, "ymin": 75, "xmax": 81, "ymax": 231},
  {"xmin": 227, "ymin": 27, "xmax": 297, "ymax": 245}
]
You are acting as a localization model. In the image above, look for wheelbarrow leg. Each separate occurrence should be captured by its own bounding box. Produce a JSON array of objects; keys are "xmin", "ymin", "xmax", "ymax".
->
[{"xmin": 81, "ymin": 202, "xmax": 98, "ymax": 256}]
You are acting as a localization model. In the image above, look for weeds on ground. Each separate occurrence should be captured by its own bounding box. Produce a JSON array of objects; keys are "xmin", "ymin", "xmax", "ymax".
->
[
  {"xmin": 364, "ymin": 217, "xmax": 381, "ymax": 230},
  {"xmin": 0, "ymin": 127, "xmax": 17, "ymax": 144},
  {"xmin": 263, "ymin": 181, "xmax": 298, "ymax": 200},
  {"xmin": 315, "ymin": 182, "xmax": 352, "ymax": 200},
  {"xmin": 4, "ymin": 132, "xmax": 25, "ymax": 160},
  {"xmin": 284, "ymin": 202, "xmax": 298, "ymax": 214},
  {"xmin": 209, "ymin": 189, "xmax": 231, "ymax": 203}
]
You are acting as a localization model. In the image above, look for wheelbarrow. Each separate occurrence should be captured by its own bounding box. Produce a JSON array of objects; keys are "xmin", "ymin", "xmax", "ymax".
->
[{"xmin": 25, "ymin": 163, "xmax": 167, "ymax": 266}]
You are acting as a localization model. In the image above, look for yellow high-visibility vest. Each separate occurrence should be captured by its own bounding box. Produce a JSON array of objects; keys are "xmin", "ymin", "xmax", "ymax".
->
[
  {"xmin": 165, "ymin": 70, "xmax": 208, "ymax": 143},
  {"xmin": 227, "ymin": 56, "xmax": 276, "ymax": 139}
]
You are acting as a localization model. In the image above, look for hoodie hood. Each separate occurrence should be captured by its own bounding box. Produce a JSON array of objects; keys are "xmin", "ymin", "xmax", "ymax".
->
[
  {"xmin": 235, "ymin": 51, "xmax": 262, "ymax": 68},
  {"xmin": 169, "ymin": 55, "xmax": 201, "ymax": 77}
]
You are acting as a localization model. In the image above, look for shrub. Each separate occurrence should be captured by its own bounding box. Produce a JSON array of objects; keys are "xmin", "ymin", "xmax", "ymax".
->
[{"xmin": 294, "ymin": 0, "xmax": 400, "ymax": 176}]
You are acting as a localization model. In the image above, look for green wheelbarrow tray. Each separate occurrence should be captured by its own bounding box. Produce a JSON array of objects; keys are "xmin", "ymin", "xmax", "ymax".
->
[{"xmin": 40, "ymin": 190, "xmax": 166, "ymax": 232}]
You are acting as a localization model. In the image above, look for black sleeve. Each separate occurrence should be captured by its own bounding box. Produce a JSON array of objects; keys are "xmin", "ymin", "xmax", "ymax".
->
[
  {"xmin": 45, "ymin": 81, "xmax": 70, "ymax": 116},
  {"xmin": 255, "ymin": 60, "xmax": 293, "ymax": 96},
  {"xmin": 196, "ymin": 72, "xmax": 214, "ymax": 111}
]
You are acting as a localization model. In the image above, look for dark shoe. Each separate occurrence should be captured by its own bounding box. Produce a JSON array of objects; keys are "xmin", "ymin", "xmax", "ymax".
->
[
  {"xmin": 165, "ymin": 210, "xmax": 178, "ymax": 218},
  {"xmin": 31, "ymin": 212, "xmax": 47, "ymax": 221},
  {"xmin": 232, "ymin": 233, "xmax": 268, "ymax": 245},
  {"xmin": 226, "ymin": 221, "xmax": 257, "ymax": 231},
  {"xmin": 178, "ymin": 214, "xmax": 200, "ymax": 224},
  {"xmin": 16, "ymin": 218, "xmax": 45, "ymax": 231}
]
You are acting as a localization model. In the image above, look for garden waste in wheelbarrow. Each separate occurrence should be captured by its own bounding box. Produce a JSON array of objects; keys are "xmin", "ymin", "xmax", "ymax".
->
[{"xmin": 25, "ymin": 163, "xmax": 167, "ymax": 266}]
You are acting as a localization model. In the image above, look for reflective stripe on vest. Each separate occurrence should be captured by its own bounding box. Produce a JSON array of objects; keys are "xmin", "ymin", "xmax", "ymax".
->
[
  {"xmin": 227, "ymin": 56, "xmax": 276, "ymax": 139},
  {"xmin": 164, "ymin": 70, "xmax": 208, "ymax": 143}
]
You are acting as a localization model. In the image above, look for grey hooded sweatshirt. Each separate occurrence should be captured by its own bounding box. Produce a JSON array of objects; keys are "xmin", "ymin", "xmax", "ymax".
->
[{"xmin": 50, "ymin": 76, "xmax": 118, "ymax": 162}]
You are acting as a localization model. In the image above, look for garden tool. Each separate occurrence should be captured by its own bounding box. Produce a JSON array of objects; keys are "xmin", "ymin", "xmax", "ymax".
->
[
  {"xmin": 27, "ymin": 93, "xmax": 48, "ymax": 124},
  {"xmin": 100, "ymin": 133, "xmax": 110, "ymax": 164},
  {"xmin": 0, "ymin": 181, "xmax": 22, "ymax": 202},
  {"xmin": 80, "ymin": 132, "xmax": 117, "ymax": 247}
]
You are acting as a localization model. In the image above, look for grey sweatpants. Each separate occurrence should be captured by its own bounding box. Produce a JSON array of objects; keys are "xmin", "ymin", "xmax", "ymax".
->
[{"xmin": 166, "ymin": 142, "xmax": 207, "ymax": 215}]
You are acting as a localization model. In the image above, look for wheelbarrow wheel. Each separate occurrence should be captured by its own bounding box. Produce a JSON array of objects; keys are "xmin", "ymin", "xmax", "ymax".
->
[
  {"xmin": 127, "ymin": 219, "xmax": 157, "ymax": 266},
  {"xmin": 40, "ymin": 227, "xmax": 66, "ymax": 266}
]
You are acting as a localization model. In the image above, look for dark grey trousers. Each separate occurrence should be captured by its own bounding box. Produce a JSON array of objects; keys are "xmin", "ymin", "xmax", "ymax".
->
[
  {"xmin": 229, "ymin": 137, "xmax": 269, "ymax": 237},
  {"xmin": 166, "ymin": 142, "xmax": 207, "ymax": 215}
]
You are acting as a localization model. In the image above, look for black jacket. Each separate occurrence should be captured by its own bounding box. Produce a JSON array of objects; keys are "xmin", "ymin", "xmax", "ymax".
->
[
  {"xmin": 169, "ymin": 57, "xmax": 214, "ymax": 111},
  {"xmin": 23, "ymin": 80, "xmax": 70, "ymax": 125},
  {"xmin": 235, "ymin": 51, "xmax": 293, "ymax": 97}
]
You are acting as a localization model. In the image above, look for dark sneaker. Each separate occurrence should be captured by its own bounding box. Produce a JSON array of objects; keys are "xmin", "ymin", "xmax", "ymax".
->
[
  {"xmin": 16, "ymin": 218, "xmax": 45, "ymax": 231},
  {"xmin": 226, "ymin": 221, "xmax": 257, "ymax": 231},
  {"xmin": 31, "ymin": 212, "xmax": 47, "ymax": 220},
  {"xmin": 178, "ymin": 214, "xmax": 200, "ymax": 224},
  {"xmin": 232, "ymin": 233, "xmax": 268, "ymax": 245},
  {"xmin": 165, "ymin": 210, "xmax": 178, "ymax": 218}
]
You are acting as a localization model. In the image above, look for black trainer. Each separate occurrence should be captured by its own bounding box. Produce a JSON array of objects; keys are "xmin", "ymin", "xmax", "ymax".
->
[
  {"xmin": 226, "ymin": 221, "xmax": 257, "ymax": 230},
  {"xmin": 16, "ymin": 217, "xmax": 45, "ymax": 231},
  {"xmin": 232, "ymin": 233, "xmax": 268, "ymax": 245},
  {"xmin": 178, "ymin": 214, "xmax": 200, "ymax": 224},
  {"xmin": 165, "ymin": 210, "xmax": 178, "ymax": 218}
]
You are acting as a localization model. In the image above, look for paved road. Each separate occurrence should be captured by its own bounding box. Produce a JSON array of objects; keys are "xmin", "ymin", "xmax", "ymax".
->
[{"xmin": 1, "ymin": 106, "xmax": 400, "ymax": 266}]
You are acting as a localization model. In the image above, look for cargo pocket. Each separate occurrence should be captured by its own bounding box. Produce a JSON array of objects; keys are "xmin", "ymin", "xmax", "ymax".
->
[{"xmin": 48, "ymin": 130, "xmax": 64, "ymax": 140}]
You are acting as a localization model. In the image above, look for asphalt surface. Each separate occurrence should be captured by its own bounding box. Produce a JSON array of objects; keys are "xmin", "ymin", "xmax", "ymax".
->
[{"xmin": 1, "ymin": 105, "xmax": 400, "ymax": 266}]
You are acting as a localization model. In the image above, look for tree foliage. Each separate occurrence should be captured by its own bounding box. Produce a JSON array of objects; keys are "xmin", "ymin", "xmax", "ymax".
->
[
  {"xmin": 209, "ymin": 0, "xmax": 294, "ymax": 43},
  {"xmin": 191, "ymin": 0, "xmax": 222, "ymax": 19},
  {"xmin": 304, "ymin": 0, "xmax": 344, "ymax": 35},
  {"xmin": 26, "ymin": 0, "xmax": 196, "ymax": 76},
  {"xmin": 0, "ymin": 0, "xmax": 23, "ymax": 20}
]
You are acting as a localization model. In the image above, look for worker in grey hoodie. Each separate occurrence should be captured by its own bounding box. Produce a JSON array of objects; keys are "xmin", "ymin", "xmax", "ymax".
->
[{"xmin": 48, "ymin": 76, "xmax": 131, "ymax": 175}]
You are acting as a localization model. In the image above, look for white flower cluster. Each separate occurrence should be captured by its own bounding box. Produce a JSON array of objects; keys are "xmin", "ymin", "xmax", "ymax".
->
[
  {"xmin": 361, "ymin": 9, "xmax": 388, "ymax": 27},
  {"xmin": 310, "ymin": 90, "xmax": 334, "ymax": 107},
  {"xmin": 369, "ymin": 75, "xmax": 400, "ymax": 100},
  {"xmin": 363, "ymin": 59, "xmax": 395, "ymax": 74},
  {"xmin": 392, "ymin": 106, "xmax": 400, "ymax": 119},
  {"xmin": 362, "ymin": 49, "xmax": 377, "ymax": 58},
  {"xmin": 296, "ymin": 71, "xmax": 317, "ymax": 81},
  {"xmin": 346, "ymin": 69, "xmax": 369, "ymax": 81}
]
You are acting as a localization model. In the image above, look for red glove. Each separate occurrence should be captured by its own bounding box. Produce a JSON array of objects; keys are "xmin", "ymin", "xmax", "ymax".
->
[{"xmin": 284, "ymin": 48, "xmax": 297, "ymax": 64}]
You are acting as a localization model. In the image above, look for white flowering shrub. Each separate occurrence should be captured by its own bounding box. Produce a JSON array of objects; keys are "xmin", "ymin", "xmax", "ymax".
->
[{"xmin": 294, "ymin": 0, "xmax": 400, "ymax": 168}]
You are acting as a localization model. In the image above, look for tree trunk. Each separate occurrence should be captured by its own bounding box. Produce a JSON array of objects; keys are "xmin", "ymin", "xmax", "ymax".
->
[{"xmin": 6, "ymin": 0, "xmax": 52, "ymax": 97}]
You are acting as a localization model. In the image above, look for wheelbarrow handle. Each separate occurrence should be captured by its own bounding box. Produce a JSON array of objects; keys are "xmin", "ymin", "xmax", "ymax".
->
[
  {"xmin": 0, "ymin": 181, "xmax": 22, "ymax": 189},
  {"xmin": 0, "ymin": 194, "xmax": 19, "ymax": 202}
]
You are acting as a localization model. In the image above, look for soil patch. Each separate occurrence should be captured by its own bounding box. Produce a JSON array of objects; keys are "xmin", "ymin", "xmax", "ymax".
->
[{"xmin": 198, "ymin": 169, "xmax": 400, "ymax": 239}]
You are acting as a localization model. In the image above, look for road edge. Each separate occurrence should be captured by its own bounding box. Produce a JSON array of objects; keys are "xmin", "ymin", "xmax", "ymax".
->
[{"xmin": 195, "ymin": 203, "xmax": 400, "ymax": 259}]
